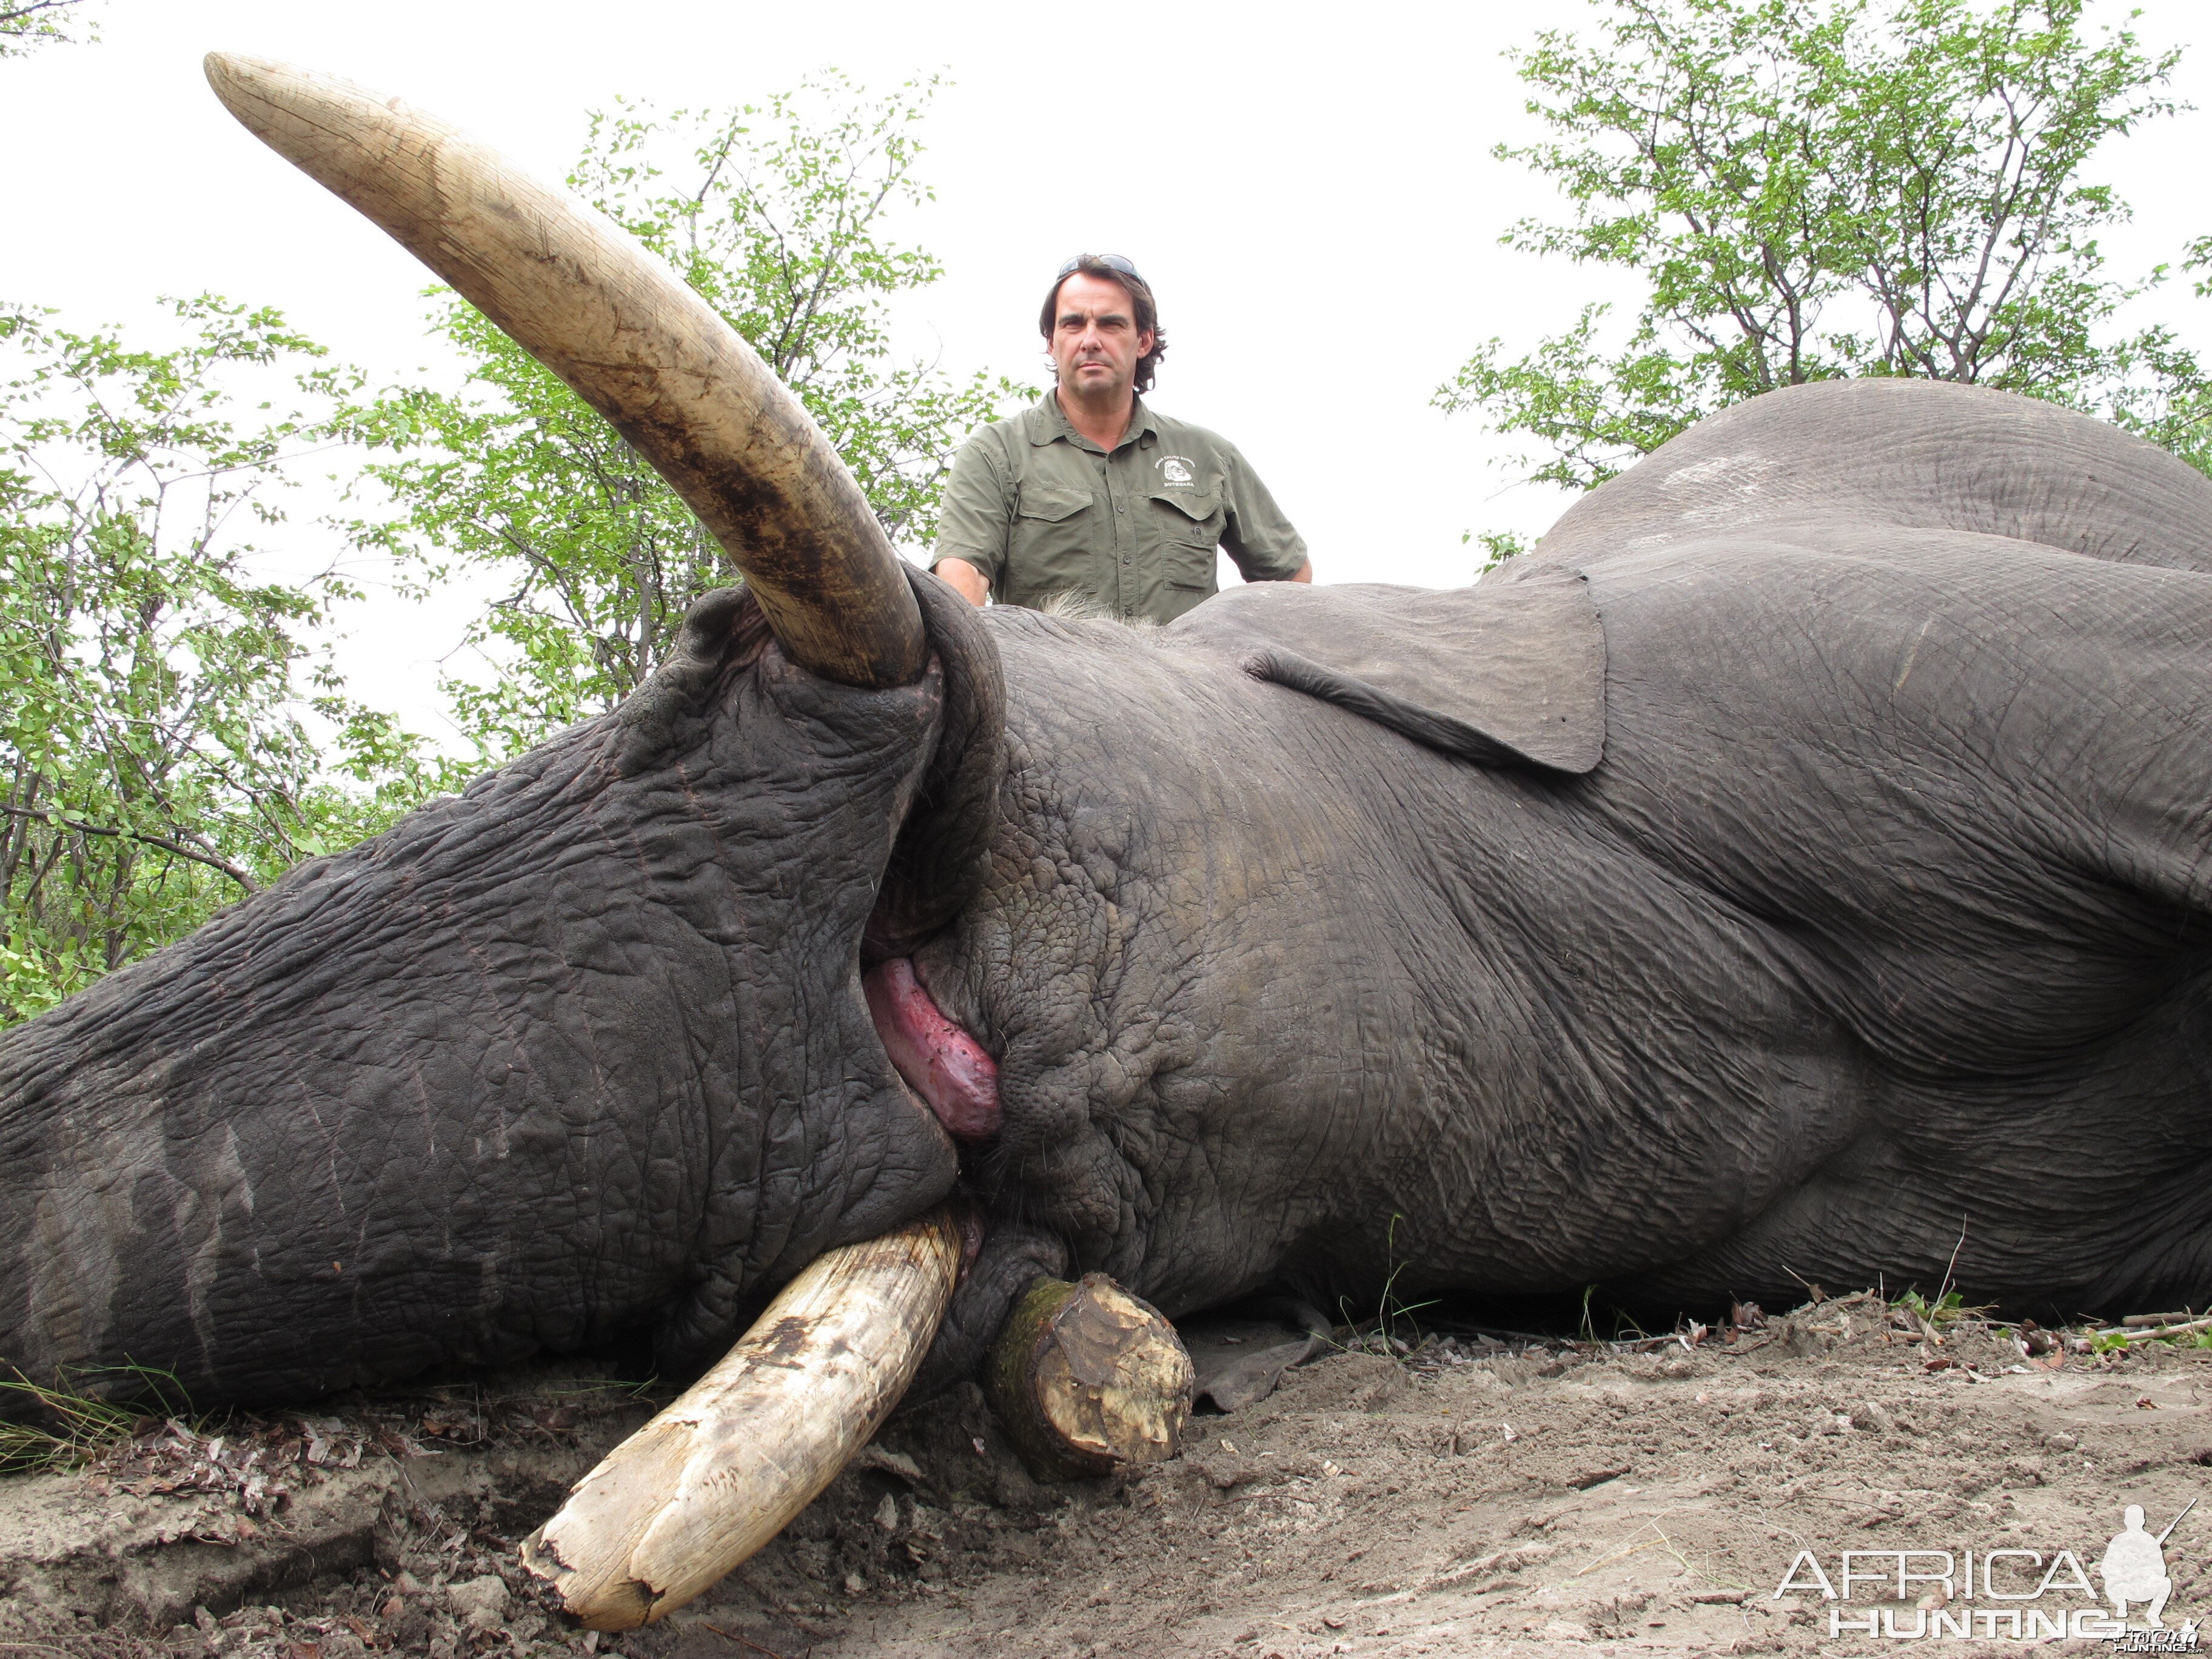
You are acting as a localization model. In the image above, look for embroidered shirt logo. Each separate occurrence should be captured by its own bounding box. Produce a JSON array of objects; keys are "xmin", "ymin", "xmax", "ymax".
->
[{"xmin": 1157, "ymin": 455, "xmax": 1195, "ymax": 488}]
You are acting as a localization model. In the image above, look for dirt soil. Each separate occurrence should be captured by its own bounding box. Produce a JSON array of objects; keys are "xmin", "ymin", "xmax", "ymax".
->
[{"xmin": 5, "ymin": 1295, "xmax": 2211, "ymax": 1658}]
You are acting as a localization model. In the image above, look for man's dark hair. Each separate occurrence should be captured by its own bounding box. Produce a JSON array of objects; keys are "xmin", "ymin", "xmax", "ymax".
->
[{"xmin": 1039, "ymin": 255, "xmax": 1168, "ymax": 394}]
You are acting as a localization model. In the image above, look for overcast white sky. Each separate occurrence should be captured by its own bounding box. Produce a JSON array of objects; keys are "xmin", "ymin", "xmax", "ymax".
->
[{"xmin": 5, "ymin": 0, "xmax": 2210, "ymax": 742}]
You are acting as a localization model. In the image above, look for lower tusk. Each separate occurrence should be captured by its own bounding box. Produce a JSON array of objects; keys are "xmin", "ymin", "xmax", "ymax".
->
[
  {"xmin": 987, "ymin": 1274, "xmax": 1195, "ymax": 1480},
  {"xmin": 520, "ymin": 1206, "xmax": 964, "ymax": 1631}
]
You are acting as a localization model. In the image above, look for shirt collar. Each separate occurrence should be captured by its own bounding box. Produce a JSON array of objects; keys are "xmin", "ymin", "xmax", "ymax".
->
[{"xmin": 1027, "ymin": 390, "xmax": 1158, "ymax": 453}]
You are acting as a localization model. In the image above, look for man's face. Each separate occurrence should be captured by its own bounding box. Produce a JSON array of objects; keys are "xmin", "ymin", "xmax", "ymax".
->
[{"xmin": 1050, "ymin": 272, "xmax": 1154, "ymax": 403}]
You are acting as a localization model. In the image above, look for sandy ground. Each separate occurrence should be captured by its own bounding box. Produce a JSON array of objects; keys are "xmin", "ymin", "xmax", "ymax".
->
[{"xmin": 5, "ymin": 1294, "xmax": 2210, "ymax": 1657}]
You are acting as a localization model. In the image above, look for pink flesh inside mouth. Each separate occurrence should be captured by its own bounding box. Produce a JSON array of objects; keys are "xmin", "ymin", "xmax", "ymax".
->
[{"xmin": 863, "ymin": 958, "xmax": 1002, "ymax": 1141}]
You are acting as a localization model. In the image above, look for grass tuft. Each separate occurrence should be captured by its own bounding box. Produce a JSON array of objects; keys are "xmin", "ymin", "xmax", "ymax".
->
[
  {"xmin": 1332, "ymin": 1214, "xmax": 1440, "ymax": 1362},
  {"xmin": 0, "ymin": 1364, "xmax": 194, "ymax": 1475}
]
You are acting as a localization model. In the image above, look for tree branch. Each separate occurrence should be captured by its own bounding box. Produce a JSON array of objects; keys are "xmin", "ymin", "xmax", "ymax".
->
[
  {"xmin": 0, "ymin": 0, "xmax": 81, "ymax": 32},
  {"xmin": 0, "ymin": 803, "xmax": 258, "ymax": 893}
]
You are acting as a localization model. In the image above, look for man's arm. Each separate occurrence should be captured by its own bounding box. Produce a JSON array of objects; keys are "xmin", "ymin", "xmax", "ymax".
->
[
  {"xmin": 1219, "ymin": 443, "xmax": 1312, "ymax": 585},
  {"xmin": 934, "ymin": 557, "xmax": 991, "ymax": 606},
  {"xmin": 929, "ymin": 435, "xmax": 1013, "ymax": 609}
]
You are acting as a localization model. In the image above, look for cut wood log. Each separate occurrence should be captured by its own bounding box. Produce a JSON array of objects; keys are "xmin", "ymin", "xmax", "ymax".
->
[
  {"xmin": 985, "ymin": 1274, "xmax": 1195, "ymax": 1480},
  {"xmin": 518, "ymin": 1206, "xmax": 963, "ymax": 1631}
]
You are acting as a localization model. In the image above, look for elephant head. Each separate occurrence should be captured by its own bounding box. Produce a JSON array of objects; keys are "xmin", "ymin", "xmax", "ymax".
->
[{"xmin": 0, "ymin": 59, "xmax": 1008, "ymax": 1413}]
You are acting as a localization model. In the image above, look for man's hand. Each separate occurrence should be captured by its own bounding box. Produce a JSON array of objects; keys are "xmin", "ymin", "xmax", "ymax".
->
[
  {"xmin": 1288, "ymin": 560, "xmax": 1313, "ymax": 584},
  {"xmin": 935, "ymin": 558, "xmax": 991, "ymax": 607}
]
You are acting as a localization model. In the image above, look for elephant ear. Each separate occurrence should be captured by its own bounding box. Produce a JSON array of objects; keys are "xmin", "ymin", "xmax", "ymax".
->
[{"xmin": 1168, "ymin": 568, "xmax": 1606, "ymax": 774}]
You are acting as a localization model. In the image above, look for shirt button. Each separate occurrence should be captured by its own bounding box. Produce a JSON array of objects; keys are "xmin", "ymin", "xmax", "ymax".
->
[{"xmin": 1114, "ymin": 500, "xmax": 1125, "ymax": 513}]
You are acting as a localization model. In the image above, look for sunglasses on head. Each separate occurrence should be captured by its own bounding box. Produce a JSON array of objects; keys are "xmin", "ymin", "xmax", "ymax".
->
[{"xmin": 1057, "ymin": 253, "xmax": 1144, "ymax": 283}]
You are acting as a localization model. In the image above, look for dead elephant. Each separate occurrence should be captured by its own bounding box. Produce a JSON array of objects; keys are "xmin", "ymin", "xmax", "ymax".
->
[{"xmin": 4, "ymin": 53, "xmax": 2212, "ymax": 1627}]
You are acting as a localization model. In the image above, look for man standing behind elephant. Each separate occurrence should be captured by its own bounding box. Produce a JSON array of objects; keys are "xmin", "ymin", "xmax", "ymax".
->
[{"xmin": 930, "ymin": 254, "xmax": 1312, "ymax": 623}]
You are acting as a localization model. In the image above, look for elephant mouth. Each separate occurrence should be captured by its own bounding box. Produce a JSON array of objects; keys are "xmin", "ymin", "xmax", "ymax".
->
[{"xmin": 863, "ymin": 957, "xmax": 1002, "ymax": 1141}]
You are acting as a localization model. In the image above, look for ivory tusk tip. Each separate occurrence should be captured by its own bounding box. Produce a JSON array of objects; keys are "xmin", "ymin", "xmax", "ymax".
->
[
  {"xmin": 203, "ymin": 52, "xmax": 324, "ymax": 146},
  {"xmin": 203, "ymin": 53, "xmax": 423, "ymax": 159},
  {"xmin": 201, "ymin": 50, "xmax": 280, "ymax": 107},
  {"xmin": 521, "ymin": 1526, "xmax": 656, "ymax": 1632}
]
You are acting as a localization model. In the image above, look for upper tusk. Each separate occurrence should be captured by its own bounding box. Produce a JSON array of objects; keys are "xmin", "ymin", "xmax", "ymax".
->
[
  {"xmin": 519, "ymin": 1206, "xmax": 964, "ymax": 1631},
  {"xmin": 202, "ymin": 52, "xmax": 928, "ymax": 691}
]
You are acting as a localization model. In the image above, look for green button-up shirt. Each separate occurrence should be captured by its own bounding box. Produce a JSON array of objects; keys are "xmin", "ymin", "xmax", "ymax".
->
[{"xmin": 930, "ymin": 392, "xmax": 1307, "ymax": 625}]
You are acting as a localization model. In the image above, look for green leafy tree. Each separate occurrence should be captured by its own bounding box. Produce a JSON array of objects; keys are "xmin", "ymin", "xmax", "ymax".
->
[
  {"xmin": 0, "ymin": 0, "xmax": 96, "ymax": 56},
  {"xmin": 1441, "ymin": 0, "xmax": 2209, "ymax": 493},
  {"xmin": 349, "ymin": 73, "xmax": 1031, "ymax": 761},
  {"xmin": 0, "ymin": 298, "xmax": 454, "ymax": 1025}
]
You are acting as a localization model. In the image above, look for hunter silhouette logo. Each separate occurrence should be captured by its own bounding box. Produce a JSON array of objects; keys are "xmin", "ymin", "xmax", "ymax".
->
[
  {"xmin": 2104, "ymin": 1501, "xmax": 2194, "ymax": 1631},
  {"xmin": 1774, "ymin": 1500, "xmax": 2200, "ymax": 1644}
]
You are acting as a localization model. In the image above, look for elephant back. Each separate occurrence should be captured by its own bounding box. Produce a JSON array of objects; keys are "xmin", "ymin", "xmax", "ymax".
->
[{"xmin": 1532, "ymin": 379, "xmax": 2212, "ymax": 575}]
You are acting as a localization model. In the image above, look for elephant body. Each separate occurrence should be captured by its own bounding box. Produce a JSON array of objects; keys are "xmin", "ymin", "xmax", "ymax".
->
[
  {"xmin": 933, "ymin": 376, "xmax": 2212, "ymax": 1331},
  {"xmin": 4, "ymin": 376, "xmax": 2210, "ymax": 1408}
]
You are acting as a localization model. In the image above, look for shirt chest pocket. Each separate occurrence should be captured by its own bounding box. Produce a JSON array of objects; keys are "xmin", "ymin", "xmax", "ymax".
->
[
  {"xmin": 1147, "ymin": 488, "xmax": 1225, "ymax": 589},
  {"xmin": 1017, "ymin": 482, "xmax": 1093, "ymax": 525},
  {"xmin": 1010, "ymin": 483, "xmax": 1097, "ymax": 589}
]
